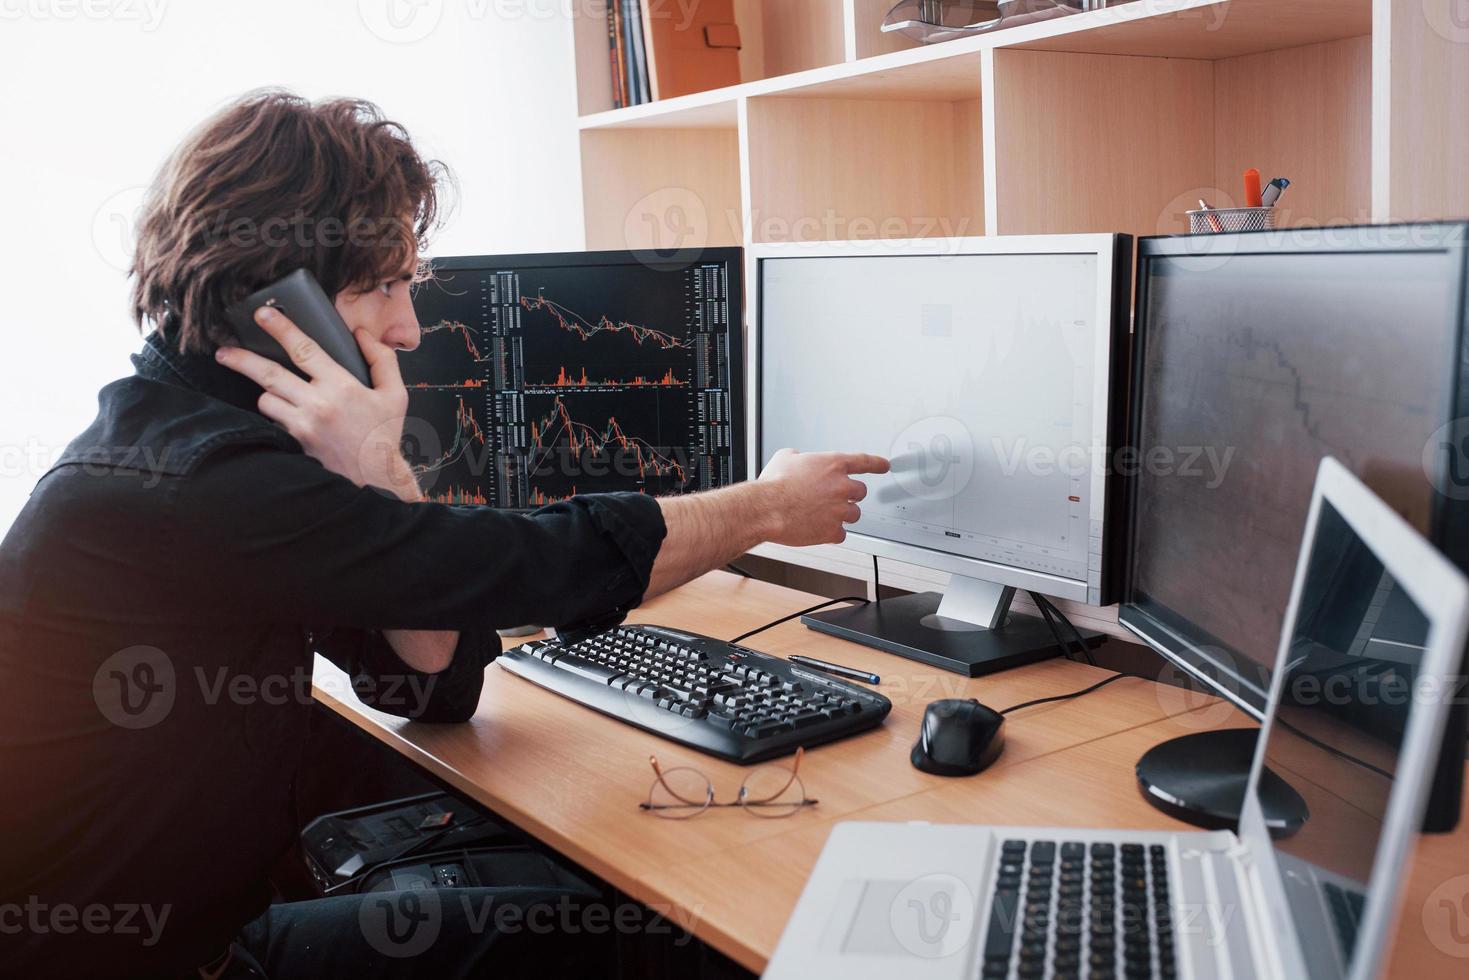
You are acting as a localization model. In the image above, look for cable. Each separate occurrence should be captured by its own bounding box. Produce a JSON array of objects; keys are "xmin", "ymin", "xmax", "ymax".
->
[
  {"xmin": 729, "ymin": 596, "xmax": 868, "ymax": 645},
  {"xmin": 1039, "ymin": 594, "xmax": 1097, "ymax": 667},
  {"xmin": 999, "ymin": 672, "xmax": 1149, "ymax": 716},
  {"xmin": 1275, "ymin": 717, "xmax": 1392, "ymax": 781},
  {"xmin": 872, "ymin": 555, "xmax": 881, "ymax": 602},
  {"xmin": 1030, "ymin": 591, "xmax": 1077, "ymax": 664},
  {"xmin": 725, "ymin": 563, "xmax": 753, "ymax": 579}
]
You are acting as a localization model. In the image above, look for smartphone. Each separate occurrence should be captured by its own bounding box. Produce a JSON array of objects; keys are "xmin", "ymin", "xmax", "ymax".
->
[{"xmin": 223, "ymin": 269, "xmax": 373, "ymax": 387}]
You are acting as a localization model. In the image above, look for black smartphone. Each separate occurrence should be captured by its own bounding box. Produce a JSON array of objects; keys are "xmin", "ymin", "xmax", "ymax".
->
[{"xmin": 223, "ymin": 269, "xmax": 373, "ymax": 387}]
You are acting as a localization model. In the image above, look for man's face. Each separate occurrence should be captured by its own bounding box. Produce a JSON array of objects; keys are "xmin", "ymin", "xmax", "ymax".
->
[{"xmin": 333, "ymin": 259, "xmax": 422, "ymax": 354}]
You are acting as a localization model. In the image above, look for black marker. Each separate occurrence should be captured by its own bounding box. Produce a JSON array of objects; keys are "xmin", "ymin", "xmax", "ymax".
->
[{"xmin": 788, "ymin": 655, "xmax": 880, "ymax": 685}]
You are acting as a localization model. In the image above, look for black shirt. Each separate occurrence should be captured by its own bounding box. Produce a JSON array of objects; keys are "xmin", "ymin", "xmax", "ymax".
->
[{"xmin": 0, "ymin": 332, "xmax": 667, "ymax": 977}]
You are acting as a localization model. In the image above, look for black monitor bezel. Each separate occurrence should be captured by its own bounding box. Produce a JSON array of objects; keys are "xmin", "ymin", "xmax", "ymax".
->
[
  {"xmin": 1119, "ymin": 222, "xmax": 1469, "ymax": 720},
  {"xmin": 413, "ymin": 247, "xmax": 748, "ymax": 504}
]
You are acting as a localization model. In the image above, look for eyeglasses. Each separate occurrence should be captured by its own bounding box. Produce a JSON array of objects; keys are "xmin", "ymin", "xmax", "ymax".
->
[{"xmin": 640, "ymin": 746, "xmax": 819, "ymax": 819}]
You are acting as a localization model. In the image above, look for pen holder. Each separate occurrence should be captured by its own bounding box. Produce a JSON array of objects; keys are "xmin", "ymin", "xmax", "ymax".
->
[{"xmin": 1187, "ymin": 207, "xmax": 1276, "ymax": 234}]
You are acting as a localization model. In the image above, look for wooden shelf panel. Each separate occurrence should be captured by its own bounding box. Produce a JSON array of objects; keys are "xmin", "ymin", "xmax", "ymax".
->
[
  {"xmin": 991, "ymin": 49, "xmax": 1216, "ymax": 237},
  {"xmin": 745, "ymin": 95, "xmax": 984, "ymax": 244},
  {"xmin": 847, "ymin": 0, "xmax": 925, "ymax": 60},
  {"xmin": 766, "ymin": 49, "xmax": 984, "ymax": 102},
  {"xmin": 580, "ymin": 93, "xmax": 739, "ymax": 131},
  {"xmin": 1214, "ymin": 35, "xmax": 1371, "ymax": 224},
  {"xmin": 1006, "ymin": 0, "xmax": 1371, "ymax": 61},
  {"xmin": 580, "ymin": 128, "xmax": 744, "ymax": 251}
]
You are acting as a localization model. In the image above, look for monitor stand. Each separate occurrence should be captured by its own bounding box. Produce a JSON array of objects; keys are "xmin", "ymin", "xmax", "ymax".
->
[
  {"xmin": 1136, "ymin": 729, "xmax": 1309, "ymax": 836},
  {"xmin": 802, "ymin": 574, "xmax": 1104, "ymax": 677}
]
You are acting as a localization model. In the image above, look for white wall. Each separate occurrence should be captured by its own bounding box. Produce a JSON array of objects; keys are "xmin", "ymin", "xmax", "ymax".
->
[{"xmin": 0, "ymin": 0, "xmax": 587, "ymax": 531}]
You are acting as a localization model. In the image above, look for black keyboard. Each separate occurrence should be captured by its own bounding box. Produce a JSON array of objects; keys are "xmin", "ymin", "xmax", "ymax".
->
[
  {"xmin": 499, "ymin": 625, "xmax": 891, "ymax": 764},
  {"xmin": 982, "ymin": 840, "xmax": 1177, "ymax": 980}
]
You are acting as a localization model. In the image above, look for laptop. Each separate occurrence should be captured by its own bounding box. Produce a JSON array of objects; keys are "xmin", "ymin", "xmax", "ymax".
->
[{"xmin": 766, "ymin": 457, "xmax": 1469, "ymax": 980}]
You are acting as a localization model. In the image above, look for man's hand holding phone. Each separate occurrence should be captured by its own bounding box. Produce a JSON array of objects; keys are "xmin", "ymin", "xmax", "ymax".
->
[{"xmin": 216, "ymin": 307, "xmax": 422, "ymax": 503}]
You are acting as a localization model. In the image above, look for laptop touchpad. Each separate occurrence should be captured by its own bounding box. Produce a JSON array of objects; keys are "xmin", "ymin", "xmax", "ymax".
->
[{"xmin": 825, "ymin": 876, "xmax": 977, "ymax": 958}]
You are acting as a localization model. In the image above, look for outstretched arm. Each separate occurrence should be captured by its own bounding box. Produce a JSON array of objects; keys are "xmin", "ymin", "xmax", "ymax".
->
[{"xmin": 646, "ymin": 449, "xmax": 889, "ymax": 598}]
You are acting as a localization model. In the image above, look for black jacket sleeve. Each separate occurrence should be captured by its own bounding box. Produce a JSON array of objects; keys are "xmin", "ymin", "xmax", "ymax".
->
[
  {"xmin": 313, "ymin": 627, "xmax": 497, "ymax": 723},
  {"xmin": 168, "ymin": 446, "xmax": 668, "ymax": 633}
]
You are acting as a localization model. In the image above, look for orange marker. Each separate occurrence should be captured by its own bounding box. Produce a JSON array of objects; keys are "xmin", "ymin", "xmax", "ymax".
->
[{"xmin": 1243, "ymin": 168, "xmax": 1263, "ymax": 208}]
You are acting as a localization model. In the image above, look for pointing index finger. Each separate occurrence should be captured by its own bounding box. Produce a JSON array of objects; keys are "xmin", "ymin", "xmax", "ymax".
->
[{"xmin": 844, "ymin": 453, "xmax": 891, "ymax": 475}]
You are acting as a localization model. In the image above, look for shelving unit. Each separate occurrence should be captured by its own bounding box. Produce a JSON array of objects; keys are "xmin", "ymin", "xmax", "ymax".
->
[{"xmin": 567, "ymin": 0, "xmax": 1469, "ymax": 637}]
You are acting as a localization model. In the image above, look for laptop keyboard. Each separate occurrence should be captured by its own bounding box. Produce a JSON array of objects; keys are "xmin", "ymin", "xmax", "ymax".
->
[
  {"xmin": 982, "ymin": 840, "xmax": 1177, "ymax": 979},
  {"xmin": 1323, "ymin": 881, "xmax": 1366, "ymax": 960}
]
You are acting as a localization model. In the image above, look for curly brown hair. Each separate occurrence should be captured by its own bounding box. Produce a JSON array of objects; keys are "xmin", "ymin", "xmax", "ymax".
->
[{"xmin": 130, "ymin": 89, "xmax": 451, "ymax": 353}]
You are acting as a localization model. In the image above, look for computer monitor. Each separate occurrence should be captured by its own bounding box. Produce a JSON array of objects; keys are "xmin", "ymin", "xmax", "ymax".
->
[
  {"xmin": 402, "ymin": 249, "xmax": 744, "ymax": 508},
  {"xmin": 1121, "ymin": 222, "xmax": 1469, "ymax": 833},
  {"xmin": 757, "ymin": 235, "xmax": 1133, "ymax": 676}
]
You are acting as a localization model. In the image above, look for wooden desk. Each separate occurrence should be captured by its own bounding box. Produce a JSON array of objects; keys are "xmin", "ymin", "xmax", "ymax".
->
[{"xmin": 313, "ymin": 571, "xmax": 1469, "ymax": 976}]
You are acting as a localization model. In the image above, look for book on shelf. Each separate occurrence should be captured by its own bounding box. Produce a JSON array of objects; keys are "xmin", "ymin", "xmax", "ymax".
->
[{"xmin": 605, "ymin": 0, "xmax": 742, "ymax": 108}]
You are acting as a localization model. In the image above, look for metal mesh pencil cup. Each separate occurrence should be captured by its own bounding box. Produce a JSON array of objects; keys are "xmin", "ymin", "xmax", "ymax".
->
[{"xmin": 1187, "ymin": 206, "xmax": 1276, "ymax": 234}]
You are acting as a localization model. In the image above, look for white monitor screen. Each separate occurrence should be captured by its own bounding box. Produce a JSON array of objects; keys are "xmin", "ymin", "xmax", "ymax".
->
[{"xmin": 760, "ymin": 250, "xmax": 1111, "ymax": 600}]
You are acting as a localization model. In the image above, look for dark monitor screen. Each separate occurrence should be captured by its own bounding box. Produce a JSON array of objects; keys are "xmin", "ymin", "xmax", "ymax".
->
[
  {"xmin": 1123, "ymin": 230, "xmax": 1468, "ymax": 713},
  {"xmin": 402, "ymin": 250, "xmax": 743, "ymax": 508}
]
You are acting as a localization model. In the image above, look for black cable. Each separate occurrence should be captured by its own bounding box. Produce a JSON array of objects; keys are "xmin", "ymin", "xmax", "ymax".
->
[
  {"xmin": 725, "ymin": 563, "xmax": 754, "ymax": 579},
  {"xmin": 730, "ymin": 596, "xmax": 868, "ymax": 645},
  {"xmin": 872, "ymin": 555, "xmax": 881, "ymax": 602},
  {"xmin": 1275, "ymin": 717, "xmax": 1392, "ymax": 781},
  {"xmin": 1030, "ymin": 591, "xmax": 1077, "ymax": 664},
  {"xmin": 999, "ymin": 672, "xmax": 1149, "ymax": 716},
  {"xmin": 1039, "ymin": 594, "xmax": 1097, "ymax": 667}
]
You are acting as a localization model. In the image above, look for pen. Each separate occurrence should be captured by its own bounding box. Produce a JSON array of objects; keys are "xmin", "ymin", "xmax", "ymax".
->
[
  {"xmin": 1261, "ymin": 177, "xmax": 1291, "ymax": 208},
  {"xmin": 788, "ymin": 655, "xmax": 880, "ymax": 685},
  {"xmin": 1197, "ymin": 198, "xmax": 1224, "ymax": 233}
]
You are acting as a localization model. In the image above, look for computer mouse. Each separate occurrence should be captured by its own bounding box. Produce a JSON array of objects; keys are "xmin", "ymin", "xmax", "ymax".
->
[{"xmin": 911, "ymin": 698, "xmax": 1005, "ymax": 776}]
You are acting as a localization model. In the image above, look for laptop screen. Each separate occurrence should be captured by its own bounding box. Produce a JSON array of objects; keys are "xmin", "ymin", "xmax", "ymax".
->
[{"xmin": 1258, "ymin": 498, "xmax": 1431, "ymax": 975}]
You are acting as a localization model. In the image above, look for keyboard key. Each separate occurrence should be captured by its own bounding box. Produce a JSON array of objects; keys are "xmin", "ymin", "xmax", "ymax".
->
[{"xmin": 984, "ymin": 888, "xmax": 1020, "ymax": 963}]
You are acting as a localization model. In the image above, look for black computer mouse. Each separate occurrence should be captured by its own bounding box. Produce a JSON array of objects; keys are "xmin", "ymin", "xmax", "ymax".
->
[{"xmin": 911, "ymin": 698, "xmax": 1006, "ymax": 776}]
